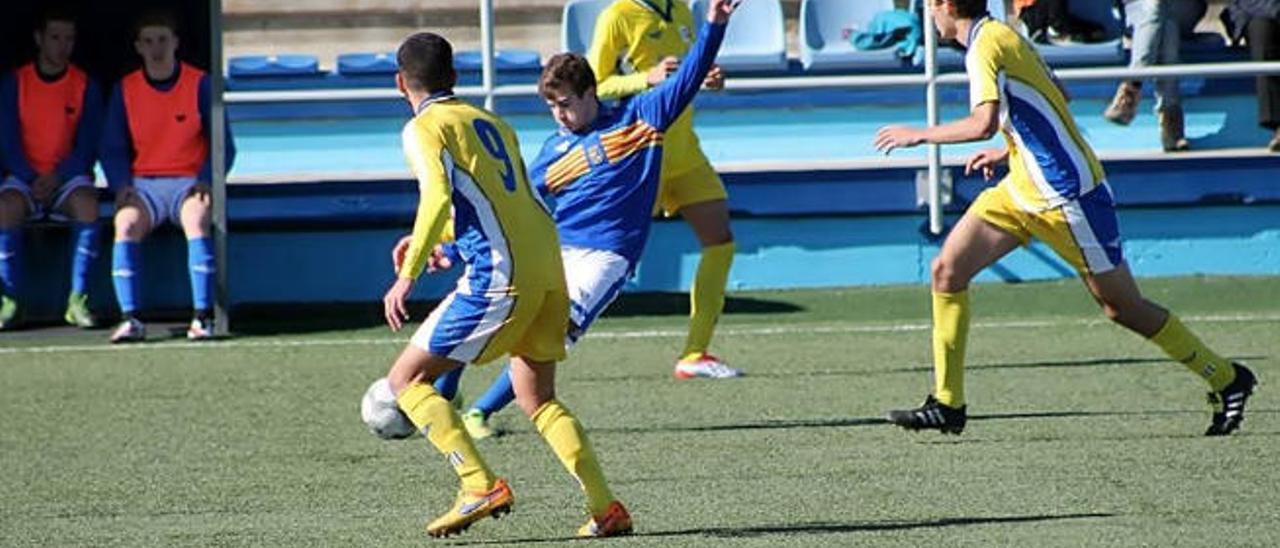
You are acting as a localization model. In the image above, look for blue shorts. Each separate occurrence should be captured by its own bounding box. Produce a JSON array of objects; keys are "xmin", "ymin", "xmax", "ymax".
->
[
  {"xmin": 134, "ymin": 176, "xmax": 200, "ymax": 227},
  {"xmin": 0, "ymin": 175, "xmax": 95, "ymax": 221}
]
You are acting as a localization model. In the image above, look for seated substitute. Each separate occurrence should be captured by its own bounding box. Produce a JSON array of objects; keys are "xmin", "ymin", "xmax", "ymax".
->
[
  {"xmin": 100, "ymin": 10, "xmax": 234, "ymax": 343},
  {"xmin": 0, "ymin": 9, "xmax": 104, "ymax": 330}
]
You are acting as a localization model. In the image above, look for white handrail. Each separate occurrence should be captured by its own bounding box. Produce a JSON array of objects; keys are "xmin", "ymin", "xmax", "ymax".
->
[{"xmin": 224, "ymin": 61, "xmax": 1280, "ymax": 103}]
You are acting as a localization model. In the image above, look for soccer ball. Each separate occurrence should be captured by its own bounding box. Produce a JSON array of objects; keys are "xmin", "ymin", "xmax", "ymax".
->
[{"xmin": 360, "ymin": 377, "xmax": 418, "ymax": 440}]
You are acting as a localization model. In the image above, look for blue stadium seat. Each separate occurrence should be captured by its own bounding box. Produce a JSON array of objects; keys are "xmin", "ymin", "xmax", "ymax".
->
[
  {"xmin": 336, "ymin": 52, "xmax": 397, "ymax": 75},
  {"xmin": 453, "ymin": 49, "xmax": 542, "ymax": 72},
  {"xmin": 228, "ymin": 54, "xmax": 322, "ymax": 77},
  {"xmin": 689, "ymin": 0, "xmax": 788, "ymax": 73},
  {"xmin": 562, "ymin": 0, "xmax": 614, "ymax": 54},
  {"xmin": 799, "ymin": 0, "xmax": 907, "ymax": 72},
  {"xmin": 1037, "ymin": 0, "xmax": 1125, "ymax": 67}
]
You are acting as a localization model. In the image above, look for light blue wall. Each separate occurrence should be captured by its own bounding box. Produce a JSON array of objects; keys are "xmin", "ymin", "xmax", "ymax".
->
[{"xmin": 13, "ymin": 205, "xmax": 1277, "ymax": 321}]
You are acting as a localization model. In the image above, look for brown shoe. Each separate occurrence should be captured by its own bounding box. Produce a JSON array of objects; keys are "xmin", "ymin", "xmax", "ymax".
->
[
  {"xmin": 1104, "ymin": 81, "xmax": 1141, "ymax": 125},
  {"xmin": 1270, "ymin": 129, "xmax": 1280, "ymax": 153},
  {"xmin": 1159, "ymin": 107, "xmax": 1190, "ymax": 152}
]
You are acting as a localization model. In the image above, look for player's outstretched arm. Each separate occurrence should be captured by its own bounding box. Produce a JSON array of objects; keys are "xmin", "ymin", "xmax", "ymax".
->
[
  {"xmin": 634, "ymin": 0, "xmax": 737, "ymax": 131},
  {"xmin": 873, "ymin": 101, "xmax": 1000, "ymax": 155}
]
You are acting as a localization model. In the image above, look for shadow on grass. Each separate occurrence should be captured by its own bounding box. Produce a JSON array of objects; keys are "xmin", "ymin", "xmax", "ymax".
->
[
  {"xmin": 229, "ymin": 293, "xmax": 804, "ymax": 336},
  {"xmin": 453, "ymin": 512, "xmax": 1114, "ymax": 545},
  {"xmin": 582, "ymin": 408, "xmax": 1279, "ymax": 436}
]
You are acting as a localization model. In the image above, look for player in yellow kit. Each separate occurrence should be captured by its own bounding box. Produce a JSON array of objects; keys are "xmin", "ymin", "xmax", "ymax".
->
[
  {"xmin": 874, "ymin": 0, "xmax": 1256, "ymax": 436},
  {"xmin": 380, "ymin": 32, "xmax": 629, "ymax": 538},
  {"xmin": 588, "ymin": 0, "xmax": 742, "ymax": 379}
]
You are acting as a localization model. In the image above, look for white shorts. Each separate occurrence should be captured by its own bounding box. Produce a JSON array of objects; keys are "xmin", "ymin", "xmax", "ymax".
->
[
  {"xmin": 134, "ymin": 176, "xmax": 200, "ymax": 227},
  {"xmin": 0, "ymin": 175, "xmax": 94, "ymax": 221},
  {"xmin": 562, "ymin": 246, "xmax": 632, "ymax": 347}
]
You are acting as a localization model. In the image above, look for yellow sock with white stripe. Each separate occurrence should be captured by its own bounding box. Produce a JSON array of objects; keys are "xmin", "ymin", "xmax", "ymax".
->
[
  {"xmin": 531, "ymin": 400, "xmax": 615, "ymax": 516},
  {"xmin": 682, "ymin": 241, "xmax": 735, "ymax": 359},
  {"xmin": 932, "ymin": 290, "xmax": 970, "ymax": 408},
  {"xmin": 1149, "ymin": 314, "xmax": 1236, "ymax": 391},
  {"xmin": 397, "ymin": 382, "xmax": 496, "ymax": 493}
]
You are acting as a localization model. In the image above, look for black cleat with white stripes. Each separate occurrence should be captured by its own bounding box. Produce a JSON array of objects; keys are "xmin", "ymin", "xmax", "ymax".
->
[
  {"xmin": 887, "ymin": 395, "xmax": 967, "ymax": 435},
  {"xmin": 1204, "ymin": 363, "xmax": 1257, "ymax": 436}
]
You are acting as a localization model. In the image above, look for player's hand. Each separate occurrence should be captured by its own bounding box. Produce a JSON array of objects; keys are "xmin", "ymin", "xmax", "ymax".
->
[
  {"xmin": 873, "ymin": 125, "xmax": 925, "ymax": 155},
  {"xmin": 383, "ymin": 277, "xmax": 414, "ymax": 332},
  {"xmin": 964, "ymin": 148, "xmax": 1009, "ymax": 181},
  {"xmin": 114, "ymin": 185, "xmax": 139, "ymax": 208},
  {"xmin": 391, "ymin": 235, "xmax": 412, "ymax": 274},
  {"xmin": 31, "ymin": 174, "xmax": 60, "ymax": 203},
  {"xmin": 707, "ymin": 0, "xmax": 740, "ymax": 24},
  {"xmin": 646, "ymin": 57, "xmax": 679, "ymax": 87},
  {"xmin": 426, "ymin": 244, "xmax": 453, "ymax": 273},
  {"xmin": 703, "ymin": 64, "xmax": 725, "ymax": 91}
]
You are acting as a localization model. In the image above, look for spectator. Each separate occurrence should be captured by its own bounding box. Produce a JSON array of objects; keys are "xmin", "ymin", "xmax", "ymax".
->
[
  {"xmin": 1224, "ymin": 0, "xmax": 1280, "ymax": 152},
  {"xmin": 0, "ymin": 9, "xmax": 104, "ymax": 330},
  {"xmin": 99, "ymin": 10, "xmax": 234, "ymax": 343},
  {"xmin": 1104, "ymin": 0, "xmax": 1207, "ymax": 152}
]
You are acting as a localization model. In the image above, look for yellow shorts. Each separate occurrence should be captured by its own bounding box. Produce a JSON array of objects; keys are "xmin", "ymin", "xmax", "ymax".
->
[
  {"xmin": 656, "ymin": 159, "xmax": 728, "ymax": 217},
  {"xmin": 971, "ymin": 182, "xmax": 1124, "ymax": 276},
  {"xmin": 411, "ymin": 288, "xmax": 569, "ymax": 364}
]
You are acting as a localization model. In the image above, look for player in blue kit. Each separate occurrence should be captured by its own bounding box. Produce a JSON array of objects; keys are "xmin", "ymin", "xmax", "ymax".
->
[{"xmin": 398, "ymin": 0, "xmax": 739, "ymax": 440}]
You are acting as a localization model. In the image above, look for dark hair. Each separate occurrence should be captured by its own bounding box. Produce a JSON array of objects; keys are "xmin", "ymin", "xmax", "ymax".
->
[
  {"xmin": 397, "ymin": 32, "xmax": 455, "ymax": 93},
  {"xmin": 538, "ymin": 53, "xmax": 596, "ymax": 98},
  {"xmin": 947, "ymin": 0, "xmax": 989, "ymax": 18},
  {"xmin": 134, "ymin": 9, "xmax": 180, "ymax": 38},
  {"xmin": 37, "ymin": 6, "xmax": 76, "ymax": 31}
]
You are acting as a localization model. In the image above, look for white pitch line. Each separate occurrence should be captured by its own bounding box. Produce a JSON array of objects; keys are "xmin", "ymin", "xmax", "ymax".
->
[{"xmin": 2, "ymin": 312, "xmax": 1278, "ymax": 356}]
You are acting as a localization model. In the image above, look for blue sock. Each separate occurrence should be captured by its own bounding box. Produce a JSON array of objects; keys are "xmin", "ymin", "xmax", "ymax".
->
[
  {"xmin": 69, "ymin": 223, "xmax": 100, "ymax": 295},
  {"xmin": 0, "ymin": 228, "xmax": 21, "ymax": 297},
  {"xmin": 473, "ymin": 364, "xmax": 516, "ymax": 417},
  {"xmin": 187, "ymin": 237, "xmax": 215, "ymax": 312},
  {"xmin": 434, "ymin": 367, "xmax": 463, "ymax": 401},
  {"xmin": 111, "ymin": 241, "xmax": 141, "ymax": 315}
]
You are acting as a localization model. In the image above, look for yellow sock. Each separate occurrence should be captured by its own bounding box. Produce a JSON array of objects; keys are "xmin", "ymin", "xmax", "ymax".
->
[
  {"xmin": 682, "ymin": 241, "xmax": 735, "ymax": 358},
  {"xmin": 397, "ymin": 382, "xmax": 496, "ymax": 493},
  {"xmin": 531, "ymin": 400, "xmax": 615, "ymax": 516},
  {"xmin": 1150, "ymin": 314, "xmax": 1236, "ymax": 391},
  {"xmin": 932, "ymin": 290, "xmax": 970, "ymax": 408}
]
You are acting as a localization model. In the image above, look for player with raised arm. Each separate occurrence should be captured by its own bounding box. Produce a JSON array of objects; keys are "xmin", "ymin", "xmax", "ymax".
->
[
  {"xmin": 586, "ymin": 0, "xmax": 742, "ymax": 379},
  {"xmin": 375, "ymin": 15, "xmax": 739, "ymax": 534},
  {"xmin": 874, "ymin": 0, "xmax": 1256, "ymax": 436},
  {"xmin": 413, "ymin": 0, "xmax": 740, "ymax": 441}
]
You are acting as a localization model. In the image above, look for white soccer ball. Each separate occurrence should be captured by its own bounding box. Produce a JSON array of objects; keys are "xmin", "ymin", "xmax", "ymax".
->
[{"xmin": 360, "ymin": 377, "xmax": 418, "ymax": 440}]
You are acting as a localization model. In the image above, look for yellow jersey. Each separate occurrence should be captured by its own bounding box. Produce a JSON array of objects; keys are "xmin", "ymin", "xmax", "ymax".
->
[
  {"xmin": 400, "ymin": 93, "xmax": 563, "ymax": 294},
  {"xmin": 588, "ymin": 0, "xmax": 711, "ymax": 177},
  {"xmin": 967, "ymin": 18, "xmax": 1106, "ymax": 211}
]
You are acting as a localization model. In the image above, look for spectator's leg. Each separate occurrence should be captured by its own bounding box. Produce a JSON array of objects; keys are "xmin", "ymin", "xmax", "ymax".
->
[
  {"xmin": 179, "ymin": 186, "xmax": 214, "ymax": 321},
  {"xmin": 1107, "ymin": 0, "xmax": 1152, "ymax": 125},
  {"xmin": 1247, "ymin": 16, "xmax": 1280, "ymax": 150},
  {"xmin": 1154, "ymin": 1, "xmax": 1188, "ymax": 151}
]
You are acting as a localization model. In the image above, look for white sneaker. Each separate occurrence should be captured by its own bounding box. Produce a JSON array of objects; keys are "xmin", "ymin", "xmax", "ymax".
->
[
  {"xmin": 674, "ymin": 353, "xmax": 743, "ymax": 379},
  {"xmin": 109, "ymin": 318, "xmax": 146, "ymax": 344},
  {"xmin": 187, "ymin": 317, "xmax": 215, "ymax": 340}
]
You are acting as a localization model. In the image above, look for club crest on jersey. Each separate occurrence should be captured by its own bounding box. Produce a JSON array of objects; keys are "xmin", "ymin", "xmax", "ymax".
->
[
  {"xmin": 679, "ymin": 25, "xmax": 692, "ymax": 44},
  {"xmin": 586, "ymin": 143, "xmax": 607, "ymax": 166}
]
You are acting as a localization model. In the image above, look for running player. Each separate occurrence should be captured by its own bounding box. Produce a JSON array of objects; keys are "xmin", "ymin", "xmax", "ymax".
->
[
  {"xmin": 100, "ymin": 10, "xmax": 235, "ymax": 342},
  {"xmin": 0, "ymin": 9, "xmax": 103, "ymax": 329},
  {"xmin": 378, "ymin": 22, "xmax": 717, "ymax": 536},
  {"xmin": 416, "ymin": 0, "xmax": 740, "ymax": 441},
  {"xmin": 874, "ymin": 0, "xmax": 1256, "ymax": 436},
  {"xmin": 586, "ymin": 0, "xmax": 742, "ymax": 379}
]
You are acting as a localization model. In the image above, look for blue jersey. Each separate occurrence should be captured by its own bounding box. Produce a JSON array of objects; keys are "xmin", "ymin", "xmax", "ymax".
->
[{"xmin": 529, "ymin": 20, "xmax": 726, "ymax": 264}]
